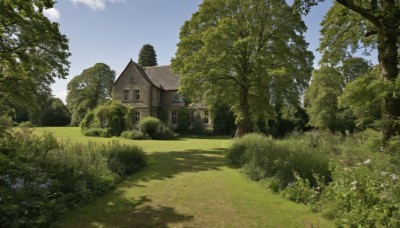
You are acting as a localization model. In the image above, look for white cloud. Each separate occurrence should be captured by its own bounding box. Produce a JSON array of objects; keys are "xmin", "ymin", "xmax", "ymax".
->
[
  {"xmin": 70, "ymin": 0, "xmax": 123, "ymax": 10},
  {"xmin": 43, "ymin": 8, "xmax": 60, "ymax": 21}
]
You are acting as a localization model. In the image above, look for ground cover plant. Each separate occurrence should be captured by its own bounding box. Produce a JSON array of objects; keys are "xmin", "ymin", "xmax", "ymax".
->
[
  {"xmin": 228, "ymin": 131, "xmax": 400, "ymax": 227},
  {"xmin": 0, "ymin": 127, "xmax": 146, "ymax": 227}
]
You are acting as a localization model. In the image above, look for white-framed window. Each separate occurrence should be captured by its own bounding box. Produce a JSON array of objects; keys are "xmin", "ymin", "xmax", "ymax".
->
[
  {"xmin": 134, "ymin": 89, "xmax": 140, "ymax": 101},
  {"xmin": 123, "ymin": 89, "xmax": 129, "ymax": 101},
  {"xmin": 171, "ymin": 111, "xmax": 177, "ymax": 125},
  {"xmin": 134, "ymin": 111, "xmax": 140, "ymax": 123},
  {"xmin": 129, "ymin": 74, "xmax": 135, "ymax": 82},
  {"xmin": 203, "ymin": 111, "xmax": 209, "ymax": 124}
]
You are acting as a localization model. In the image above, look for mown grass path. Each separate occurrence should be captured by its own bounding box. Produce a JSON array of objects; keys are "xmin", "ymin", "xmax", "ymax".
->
[{"xmin": 36, "ymin": 127, "xmax": 332, "ymax": 227}]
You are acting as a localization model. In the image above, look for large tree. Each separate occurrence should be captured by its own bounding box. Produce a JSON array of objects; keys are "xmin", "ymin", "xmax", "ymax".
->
[
  {"xmin": 172, "ymin": 0, "xmax": 313, "ymax": 137},
  {"xmin": 305, "ymin": 67, "xmax": 349, "ymax": 132},
  {"xmin": 306, "ymin": 58, "xmax": 372, "ymax": 132},
  {"xmin": 0, "ymin": 0, "xmax": 70, "ymax": 111},
  {"xmin": 339, "ymin": 65, "xmax": 383, "ymax": 129},
  {"xmin": 66, "ymin": 63, "xmax": 115, "ymax": 125},
  {"xmin": 138, "ymin": 44, "xmax": 158, "ymax": 67},
  {"xmin": 295, "ymin": 0, "xmax": 400, "ymax": 141}
]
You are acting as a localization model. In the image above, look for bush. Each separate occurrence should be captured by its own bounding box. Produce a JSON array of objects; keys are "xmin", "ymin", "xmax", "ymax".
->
[
  {"xmin": 139, "ymin": 117, "xmax": 161, "ymax": 137},
  {"xmin": 80, "ymin": 101, "xmax": 128, "ymax": 136},
  {"xmin": 282, "ymin": 174, "xmax": 322, "ymax": 205},
  {"xmin": 120, "ymin": 130, "xmax": 146, "ymax": 140},
  {"xmin": 152, "ymin": 125, "xmax": 176, "ymax": 140},
  {"xmin": 100, "ymin": 128, "xmax": 112, "ymax": 138},
  {"xmin": 18, "ymin": 121, "xmax": 34, "ymax": 128},
  {"xmin": 321, "ymin": 162, "xmax": 400, "ymax": 227},
  {"xmin": 100, "ymin": 141, "xmax": 147, "ymax": 176},
  {"xmin": 80, "ymin": 112, "xmax": 95, "ymax": 130},
  {"xmin": 82, "ymin": 128, "xmax": 111, "ymax": 138},
  {"xmin": 83, "ymin": 128, "xmax": 104, "ymax": 137},
  {"xmin": 227, "ymin": 133, "xmax": 331, "ymax": 188},
  {"xmin": 0, "ymin": 115, "xmax": 14, "ymax": 137},
  {"xmin": 190, "ymin": 115, "xmax": 205, "ymax": 135},
  {"xmin": 0, "ymin": 130, "xmax": 146, "ymax": 227},
  {"xmin": 356, "ymin": 129, "xmax": 383, "ymax": 152},
  {"xmin": 386, "ymin": 135, "xmax": 400, "ymax": 154}
]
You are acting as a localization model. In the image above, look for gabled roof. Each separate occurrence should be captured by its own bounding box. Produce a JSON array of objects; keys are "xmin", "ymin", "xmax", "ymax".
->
[
  {"xmin": 145, "ymin": 65, "xmax": 180, "ymax": 91},
  {"xmin": 114, "ymin": 60, "xmax": 180, "ymax": 91},
  {"xmin": 114, "ymin": 60, "xmax": 159, "ymax": 88}
]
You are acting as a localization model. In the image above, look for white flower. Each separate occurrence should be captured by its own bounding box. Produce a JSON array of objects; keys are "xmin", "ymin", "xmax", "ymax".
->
[
  {"xmin": 351, "ymin": 181, "xmax": 357, "ymax": 186},
  {"xmin": 364, "ymin": 159, "xmax": 371, "ymax": 165},
  {"xmin": 351, "ymin": 186, "xmax": 356, "ymax": 191},
  {"xmin": 380, "ymin": 171, "xmax": 388, "ymax": 176},
  {"xmin": 390, "ymin": 174, "xmax": 398, "ymax": 181}
]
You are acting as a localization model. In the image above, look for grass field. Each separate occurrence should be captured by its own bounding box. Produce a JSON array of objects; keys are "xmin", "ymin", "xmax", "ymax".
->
[{"xmin": 36, "ymin": 127, "xmax": 333, "ymax": 227}]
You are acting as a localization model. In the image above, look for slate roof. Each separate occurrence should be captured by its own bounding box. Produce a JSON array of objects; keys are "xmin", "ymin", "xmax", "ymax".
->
[
  {"xmin": 145, "ymin": 65, "xmax": 180, "ymax": 91},
  {"xmin": 114, "ymin": 60, "xmax": 180, "ymax": 91}
]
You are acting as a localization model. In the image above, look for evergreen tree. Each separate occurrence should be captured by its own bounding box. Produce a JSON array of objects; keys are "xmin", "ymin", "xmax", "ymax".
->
[{"xmin": 138, "ymin": 44, "xmax": 158, "ymax": 67}]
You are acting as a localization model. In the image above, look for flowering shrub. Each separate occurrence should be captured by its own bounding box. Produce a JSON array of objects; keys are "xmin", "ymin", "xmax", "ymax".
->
[
  {"xmin": 0, "ymin": 130, "xmax": 146, "ymax": 227},
  {"xmin": 230, "ymin": 130, "xmax": 400, "ymax": 226},
  {"xmin": 322, "ymin": 160, "xmax": 400, "ymax": 227}
]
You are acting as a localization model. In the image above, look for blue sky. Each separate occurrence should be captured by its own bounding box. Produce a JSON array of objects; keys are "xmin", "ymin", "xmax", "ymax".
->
[{"xmin": 44, "ymin": 0, "xmax": 375, "ymax": 102}]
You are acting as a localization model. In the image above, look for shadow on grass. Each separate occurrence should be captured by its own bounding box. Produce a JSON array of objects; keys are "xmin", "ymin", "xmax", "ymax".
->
[
  {"xmin": 122, "ymin": 148, "xmax": 229, "ymax": 185},
  {"xmin": 58, "ymin": 194, "xmax": 193, "ymax": 227},
  {"xmin": 57, "ymin": 148, "xmax": 228, "ymax": 227}
]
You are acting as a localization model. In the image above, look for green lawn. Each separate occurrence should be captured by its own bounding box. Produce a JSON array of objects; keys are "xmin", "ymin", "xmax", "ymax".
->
[{"xmin": 36, "ymin": 127, "xmax": 332, "ymax": 227}]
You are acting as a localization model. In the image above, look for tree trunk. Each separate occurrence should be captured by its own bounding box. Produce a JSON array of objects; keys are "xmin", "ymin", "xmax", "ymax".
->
[
  {"xmin": 377, "ymin": 24, "xmax": 400, "ymax": 142},
  {"xmin": 235, "ymin": 87, "xmax": 253, "ymax": 137}
]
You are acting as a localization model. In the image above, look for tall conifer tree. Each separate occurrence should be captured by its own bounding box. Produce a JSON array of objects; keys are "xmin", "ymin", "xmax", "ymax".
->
[{"xmin": 138, "ymin": 44, "xmax": 158, "ymax": 67}]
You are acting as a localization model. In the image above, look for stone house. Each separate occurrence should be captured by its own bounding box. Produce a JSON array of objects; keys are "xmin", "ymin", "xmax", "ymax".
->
[{"xmin": 112, "ymin": 59, "xmax": 211, "ymax": 127}]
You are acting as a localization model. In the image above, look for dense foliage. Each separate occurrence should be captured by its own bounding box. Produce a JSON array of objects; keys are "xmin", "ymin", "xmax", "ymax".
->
[
  {"xmin": 67, "ymin": 63, "xmax": 115, "ymax": 126},
  {"xmin": 80, "ymin": 102, "xmax": 176, "ymax": 140},
  {"xmin": 228, "ymin": 131, "xmax": 400, "ymax": 226},
  {"xmin": 0, "ymin": 129, "xmax": 146, "ymax": 227},
  {"xmin": 138, "ymin": 44, "xmax": 158, "ymax": 67},
  {"xmin": 80, "ymin": 101, "xmax": 129, "ymax": 136},
  {"xmin": 172, "ymin": 0, "xmax": 313, "ymax": 137},
  {"xmin": 228, "ymin": 133, "xmax": 331, "ymax": 188},
  {"xmin": 295, "ymin": 0, "xmax": 400, "ymax": 141},
  {"xmin": 139, "ymin": 117, "xmax": 161, "ymax": 138},
  {"xmin": 0, "ymin": 0, "xmax": 70, "ymax": 112}
]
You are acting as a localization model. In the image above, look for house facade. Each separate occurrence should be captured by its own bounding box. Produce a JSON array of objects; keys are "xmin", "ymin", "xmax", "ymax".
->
[{"xmin": 112, "ymin": 60, "xmax": 212, "ymax": 127}]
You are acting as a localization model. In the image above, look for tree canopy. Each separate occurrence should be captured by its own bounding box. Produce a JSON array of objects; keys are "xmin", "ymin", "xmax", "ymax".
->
[
  {"xmin": 66, "ymin": 63, "xmax": 115, "ymax": 125},
  {"xmin": 306, "ymin": 57, "xmax": 373, "ymax": 132},
  {"xmin": 138, "ymin": 44, "xmax": 158, "ymax": 67},
  {"xmin": 172, "ymin": 0, "xmax": 313, "ymax": 137},
  {"xmin": 305, "ymin": 67, "xmax": 347, "ymax": 132},
  {"xmin": 0, "ymin": 0, "xmax": 70, "ymax": 111},
  {"xmin": 339, "ymin": 66, "xmax": 383, "ymax": 129},
  {"xmin": 295, "ymin": 0, "xmax": 400, "ymax": 141}
]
